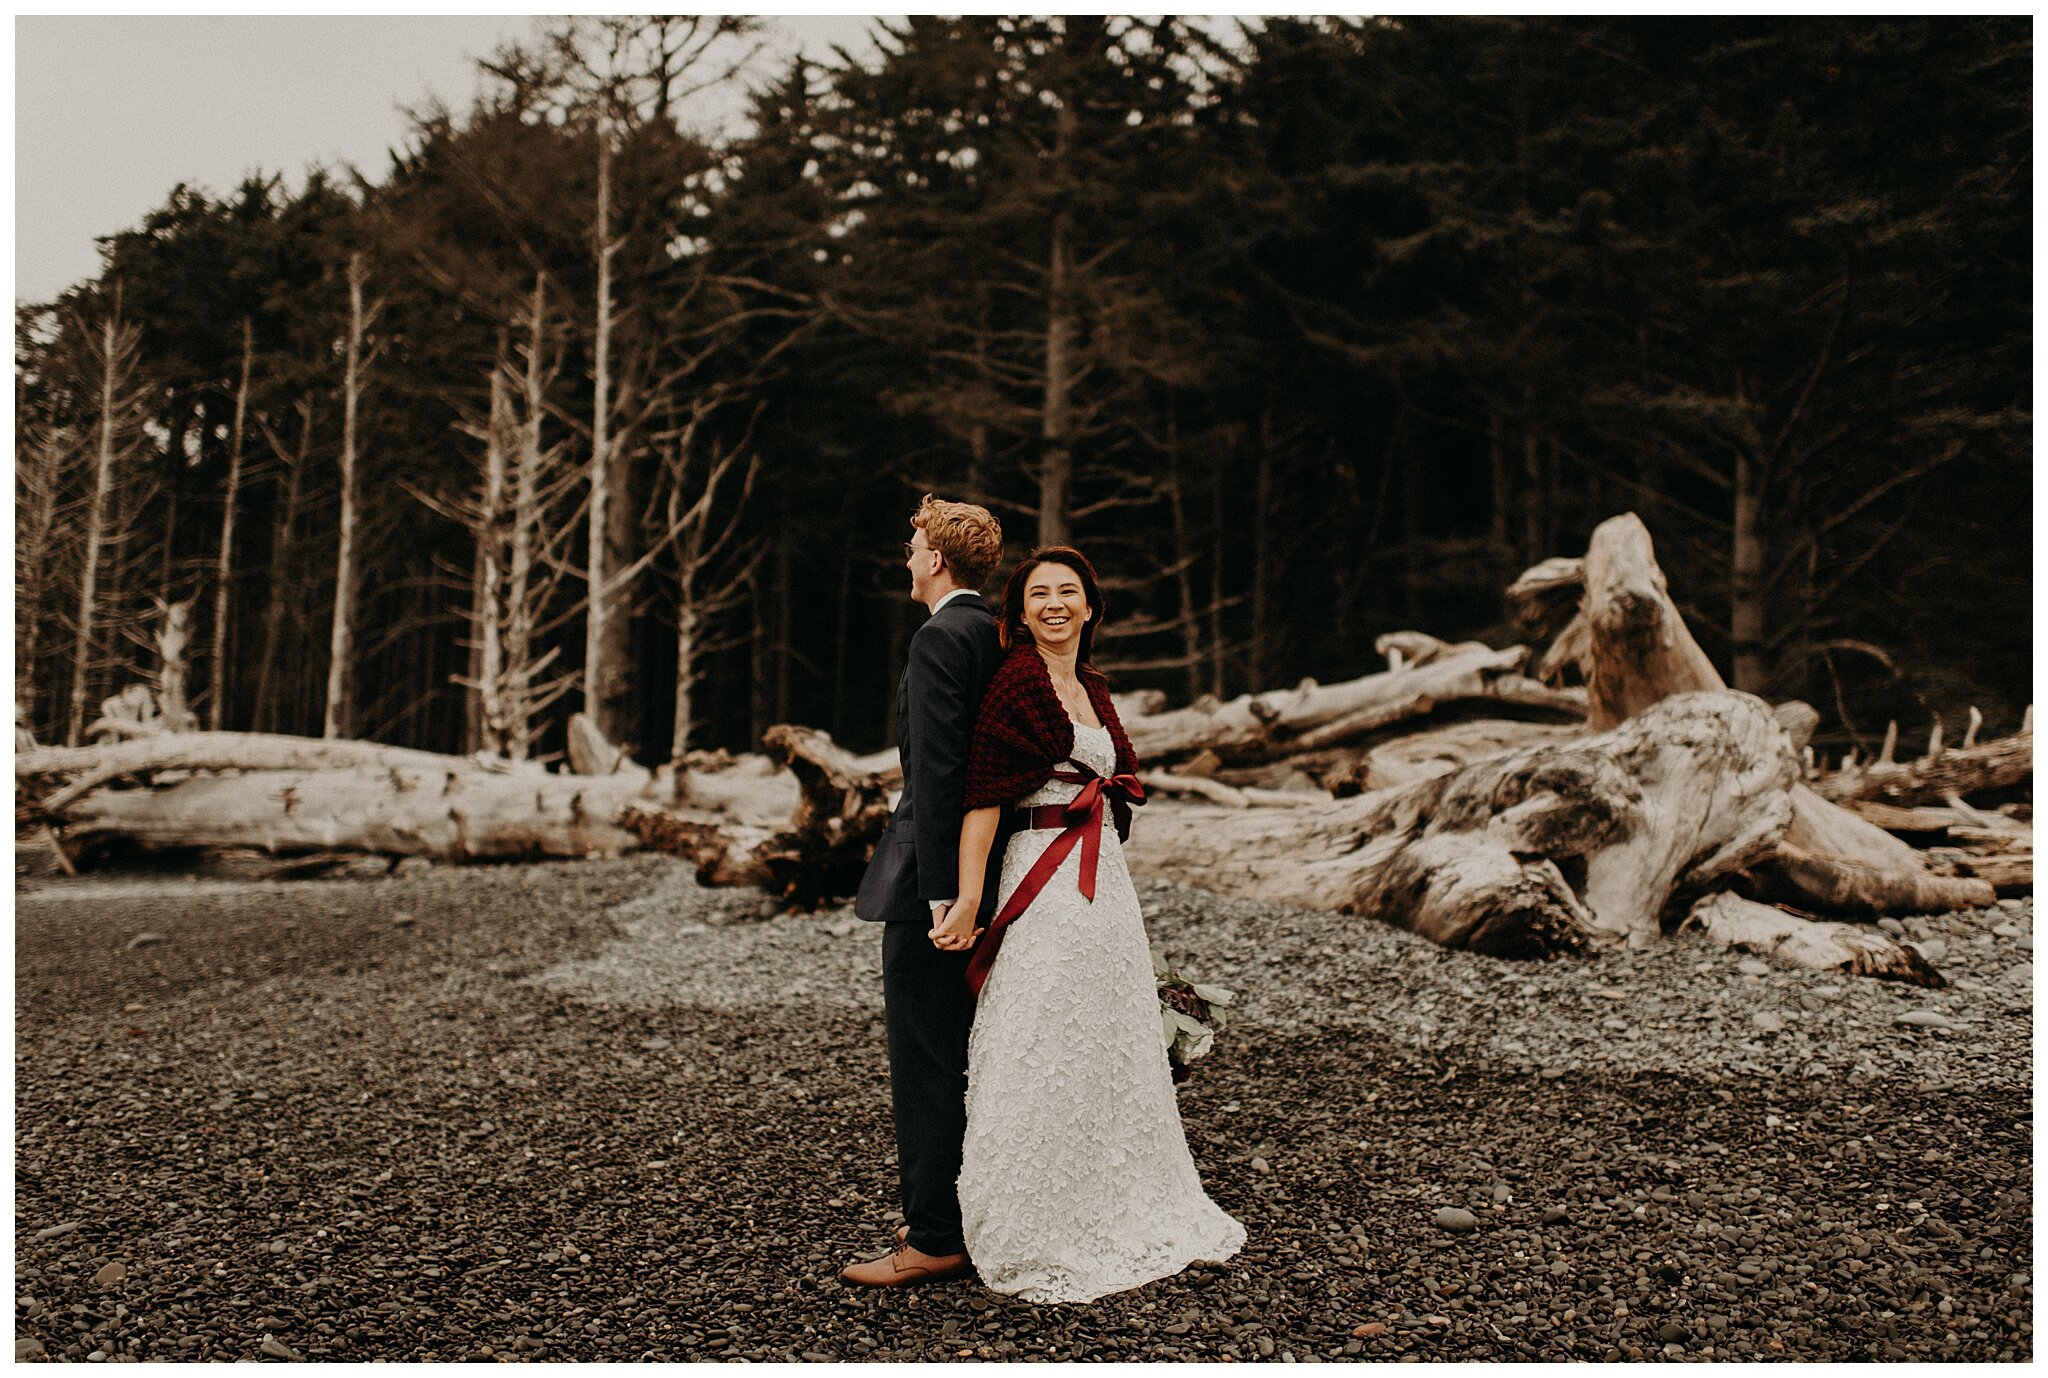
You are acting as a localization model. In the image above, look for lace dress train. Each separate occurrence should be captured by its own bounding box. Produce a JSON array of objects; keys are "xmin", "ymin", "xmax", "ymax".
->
[{"xmin": 957, "ymin": 722, "xmax": 1245, "ymax": 1303}]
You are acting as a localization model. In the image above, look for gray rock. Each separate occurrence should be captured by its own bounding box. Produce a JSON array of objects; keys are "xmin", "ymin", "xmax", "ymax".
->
[
  {"xmin": 1894, "ymin": 1010, "xmax": 1956, "ymax": 1030},
  {"xmin": 260, "ymin": 1335, "xmax": 302, "ymax": 1361},
  {"xmin": 33, "ymin": 1221, "xmax": 80, "ymax": 1240},
  {"xmin": 1736, "ymin": 958, "xmax": 1771, "ymax": 977},
  {"xmin": 1877, "ymin": 918, "xmax": 1906, "ymax": 936},
  {"xmin": 16, "ymin": 1339, "xmax": 46, "ymax": 1360},
  {"xmin": 1992, "ymin": 923, "xmax": 2022, "ymax": 938},
  {"xmin": 91, "ymin": 1261, "xmax": 125, "ymax": 1286},
  {"xmin": 393, "ymin": 856, "xmax": 433, "ymax": 877},
  {"xmin": 1811, "ymin": 985, "xmax": 1845, "ymax": 1000},
  {"xmin": 126, "ymin": 933, "xmax": 166, "ymax": 950},
  {"xmin": 1751, "ymin": 1011, "xmax": 1786, "ymax": 1034},
  {"xmin": 1910, "ymin": 938, "xmax": 1948, "ymax": 963},
  {"xmin": 2007, "ymin": 963, "xmax": 2032, "ymax": 984},
  {"xmin": 1433, "ymin": 1207, "xmax": 1479, "ymax": 1233}
]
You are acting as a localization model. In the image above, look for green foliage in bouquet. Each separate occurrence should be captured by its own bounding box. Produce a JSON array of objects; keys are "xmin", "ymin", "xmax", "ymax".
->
[{"xmin": 1152, "ymin": 945, "xmax": 1236, "ymax": 1085}]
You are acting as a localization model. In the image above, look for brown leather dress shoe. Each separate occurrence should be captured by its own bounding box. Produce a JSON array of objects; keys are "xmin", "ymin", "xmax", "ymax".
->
[{"xmin": 839, "ymin": 1243, "xmax": 973, "ymax": 1288}]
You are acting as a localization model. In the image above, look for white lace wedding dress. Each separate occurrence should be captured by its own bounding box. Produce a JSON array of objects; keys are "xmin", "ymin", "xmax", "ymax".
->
[{"xmin": 957, "ymin": 720, "xmax": 1246, "ymax": 1303}]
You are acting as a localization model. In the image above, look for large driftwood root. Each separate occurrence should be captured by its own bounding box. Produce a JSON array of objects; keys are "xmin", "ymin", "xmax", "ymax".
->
[
  {"xmin": 1517, "ymin": 513, "xmax": 1995, "ymax": 920},
  {"xmin": 1125, "ymin": 691, "xmax": 1798, "ymax": 958}
]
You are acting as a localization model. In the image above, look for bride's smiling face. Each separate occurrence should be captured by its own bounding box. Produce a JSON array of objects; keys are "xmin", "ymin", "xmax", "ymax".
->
[{"xmin": 1022, "ymin": 563, "xmax": 1091, "ymax": 653}]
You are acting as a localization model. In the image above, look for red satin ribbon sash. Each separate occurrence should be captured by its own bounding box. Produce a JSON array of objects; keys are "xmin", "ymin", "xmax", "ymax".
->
[{"xmin": 963, "ymin": 765, "xmax": 1146, "ymax": 995}]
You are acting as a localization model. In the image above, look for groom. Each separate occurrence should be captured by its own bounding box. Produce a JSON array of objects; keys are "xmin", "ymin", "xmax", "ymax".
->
[{"xmin": 842, "ymin": 495, "xmax": 1006, "ymax": 1288}]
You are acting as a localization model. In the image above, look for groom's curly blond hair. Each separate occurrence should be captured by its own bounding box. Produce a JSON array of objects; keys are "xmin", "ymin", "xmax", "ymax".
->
[{"xmin": 912, "ymin": 494, "xmax": 1003, "ymax": 590}]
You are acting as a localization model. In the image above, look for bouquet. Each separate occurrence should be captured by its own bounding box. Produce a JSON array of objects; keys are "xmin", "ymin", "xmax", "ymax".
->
[{"xmin": 1153, "ymin": 945, "xmax": 1236, "ymax": 1085}]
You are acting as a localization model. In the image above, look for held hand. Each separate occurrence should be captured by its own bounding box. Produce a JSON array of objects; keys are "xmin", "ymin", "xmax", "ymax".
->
[{"xmin": 929, "ymin": 893, "xmax": 983, "ymax": 951}]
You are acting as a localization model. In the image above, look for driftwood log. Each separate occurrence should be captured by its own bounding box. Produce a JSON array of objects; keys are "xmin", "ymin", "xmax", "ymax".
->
[
  {"xmin": 1118, "ymin": 515, "xmax": 1998, "ymax": 980},
  {"xmin": 1116, "ymin": 641, "xmax": 1585, "ymax": 766},
  {"xmin": 25, "ymin": 734, "xmax": 651, "ymax": 864},
  {"xmin": 1811, "ymin": 709, "xmax": 2034, "ymax": 808},
  {"xmin": 1125, "ymin": 691, "xmax": 1797, "ymax": 958},
  {"xmin": 1510, "ymin": 515, "xmax": 2000, "ymax": 917},
  {"xmin": 17, "ymin": 512, "xmax": 2023, "ymax": 982},
  {"xmin": 621, "ymin": 725, "xmax": 901, "ymax": 907}
]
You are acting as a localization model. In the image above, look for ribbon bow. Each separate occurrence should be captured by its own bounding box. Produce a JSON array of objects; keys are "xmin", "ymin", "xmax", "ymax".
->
[
  {"xmin": 1051, "ymin": 766, "xmax": 1147, "ymax": 900},
  {"xmin": 964, "ymin": 762, "xmax": 1146, "ymax": 996}
]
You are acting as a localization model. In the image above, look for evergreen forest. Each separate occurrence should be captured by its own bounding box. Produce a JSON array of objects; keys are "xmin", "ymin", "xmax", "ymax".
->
[{"xmin": 14, "ymin": 16, "xmax": 2032, "ymax": 764}]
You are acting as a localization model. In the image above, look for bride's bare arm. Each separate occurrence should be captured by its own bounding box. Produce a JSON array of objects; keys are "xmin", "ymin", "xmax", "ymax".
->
[
  {"xmin": 933, "ymin": 806, "xmax": 1003, "ymax": 949},
  {"xmin": 955, "ymin": 806, "xmax": 1002, "ymax": 910}
]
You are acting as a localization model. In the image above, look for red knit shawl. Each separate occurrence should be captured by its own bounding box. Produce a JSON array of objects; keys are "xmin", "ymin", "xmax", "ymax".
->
[{"xmin": 962, "ymin": 646, "xmax": 1140, "ymax": 815}]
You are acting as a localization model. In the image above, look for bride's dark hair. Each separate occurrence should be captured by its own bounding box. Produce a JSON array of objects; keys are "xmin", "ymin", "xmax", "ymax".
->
[{"xmin": 998, "ymin": 546, "xmax": 1107, "ymax": 678}]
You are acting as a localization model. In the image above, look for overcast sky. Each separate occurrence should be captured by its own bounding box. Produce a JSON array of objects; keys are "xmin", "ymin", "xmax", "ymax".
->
[{"xmin": 13, "ymin": 15, "xmax": 891, "ymax": 306}]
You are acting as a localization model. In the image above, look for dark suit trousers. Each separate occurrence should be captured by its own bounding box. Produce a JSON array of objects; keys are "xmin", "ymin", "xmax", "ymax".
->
[{"xmin": 881, "ymin": 919, "xmax": 976, "ymax": 1257}]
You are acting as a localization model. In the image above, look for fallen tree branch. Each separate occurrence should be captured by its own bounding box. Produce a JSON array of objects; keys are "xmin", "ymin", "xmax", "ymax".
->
[{"xmin": 1683, "ymin": 893, "xmax": 1945, "ymax": 987}]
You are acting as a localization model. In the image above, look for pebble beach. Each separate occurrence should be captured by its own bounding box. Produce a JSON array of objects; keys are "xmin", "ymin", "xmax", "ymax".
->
[{"xmin": 14, "ymin": 855, "xmax": 2032, "ymax": 1361}]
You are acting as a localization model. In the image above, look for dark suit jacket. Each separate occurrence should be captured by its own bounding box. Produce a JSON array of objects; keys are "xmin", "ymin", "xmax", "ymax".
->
[{"xmin": 855, "ymin": 591, "xmax": 1009, "ymax": 923}]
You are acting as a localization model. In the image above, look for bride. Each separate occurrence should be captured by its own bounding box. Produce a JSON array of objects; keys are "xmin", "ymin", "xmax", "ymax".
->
[{"xmin": 929, "ymin": 546, "xmax": 1245, "ymax": 1303}]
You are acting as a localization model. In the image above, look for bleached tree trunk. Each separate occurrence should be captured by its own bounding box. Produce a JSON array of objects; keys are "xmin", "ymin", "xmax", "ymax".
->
[
  {"xmin": 68, "ymin": 293, "xmax": 142, "ymax": 746},
  {"xmin": 584, "ymin": 120, "xmax": 627, "ymax": 739},
  {"xmin": 325, "ymin": 252, "xmax": 380, "ymax": 740},
  {"xmin": 473, "ymin": 356, "xmax": 512, "ymax": 755},
  {"xmin": 672, "ymin": 594, "xmax": 700, "ymax": 762},
  {"xmin": 208, "ymin": 315, "xmax": 254, "ymax": 731},
  {"xmin": 505, "ymin": 275, "xmax": 555, "ymax": 761}
]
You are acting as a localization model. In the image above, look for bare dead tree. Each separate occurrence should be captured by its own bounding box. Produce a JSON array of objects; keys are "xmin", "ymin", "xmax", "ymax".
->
[
  {"xmin": 659, "ymin": 400, "xmax": 764, "ymax": 759},
  {"xmin": 522, "ymin": 15, "xmax": 766, "ymax": 741},
  {"xmin": 324, "ymin": 251, "xmax": 386, "ymax": 740},
  {"xmin": 67, "ymin": 287, "xmax": 152, "ymax": 746},
  {"xmin": 417, "ymin": 279, "xmax": 581, "ymax": 762},
  {"xmin": 16, "ymin": 416, "xmax": 75, "ymax": 732},
  {"xmin": 208, "ymin": 315, "xmax": 254, "ymax": 730}
]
